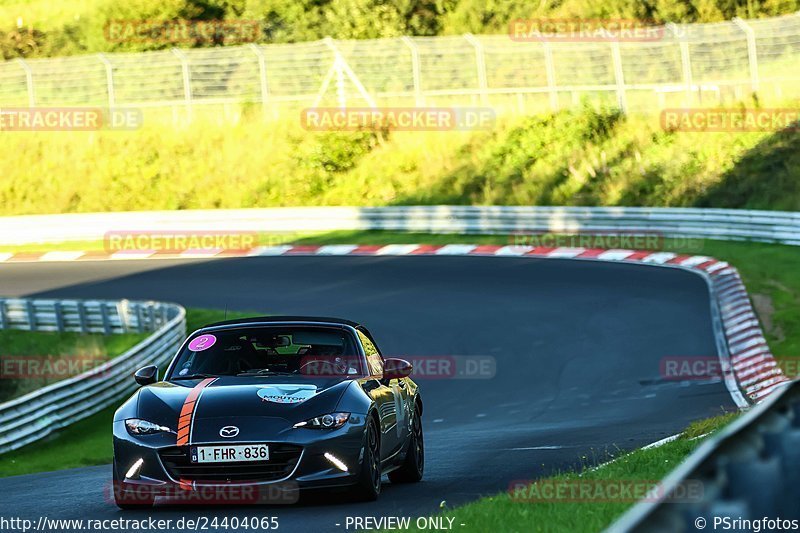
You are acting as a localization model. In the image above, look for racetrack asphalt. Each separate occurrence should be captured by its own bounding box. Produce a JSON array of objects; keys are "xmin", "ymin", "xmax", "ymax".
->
[{"xmin": 0, "ymin": 256, "xmax": 737, "ymax": 531}]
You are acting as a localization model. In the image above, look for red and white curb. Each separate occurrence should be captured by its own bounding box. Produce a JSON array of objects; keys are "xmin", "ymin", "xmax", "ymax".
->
[{"xmin": 0, "ymin": 243, "xmax": 787, "ymax": 404}]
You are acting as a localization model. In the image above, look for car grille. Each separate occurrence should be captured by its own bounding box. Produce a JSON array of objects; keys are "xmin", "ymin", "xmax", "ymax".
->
[{"xmin": 159, "ymin": 444, "xmax": 302, "ymax": 483}]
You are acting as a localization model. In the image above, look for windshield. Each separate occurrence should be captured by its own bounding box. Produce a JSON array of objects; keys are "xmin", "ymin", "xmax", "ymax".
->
[{"xmin": 168, "ymin": 326, "xmax": 364, "ymax": 379}]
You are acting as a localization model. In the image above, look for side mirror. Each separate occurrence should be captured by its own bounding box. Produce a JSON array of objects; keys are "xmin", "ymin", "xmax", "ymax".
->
[
  {"xmin": 134, "ymin": 365, "xmax": 158, "ymax": 386},
  {"xmin": 383, "ymin": 358, "xmax": 413, "ymax": 381}
]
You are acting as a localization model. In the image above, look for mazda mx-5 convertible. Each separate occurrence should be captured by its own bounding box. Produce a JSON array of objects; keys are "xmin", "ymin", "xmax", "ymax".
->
[{"xmin": 112, "ymin": 316, "xmax": 423, "ymax": 508}]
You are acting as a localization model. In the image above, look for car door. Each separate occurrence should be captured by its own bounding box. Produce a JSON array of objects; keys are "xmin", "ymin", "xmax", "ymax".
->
[{"xmin": 357, "ymin": 328, "xmax": 406, "ymax": 457}]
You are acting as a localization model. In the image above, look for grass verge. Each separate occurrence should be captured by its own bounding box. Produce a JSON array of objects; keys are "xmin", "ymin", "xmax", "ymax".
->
[{"xmin": 1, "ymin": 106, "xmax": 800, "ymax": 215}]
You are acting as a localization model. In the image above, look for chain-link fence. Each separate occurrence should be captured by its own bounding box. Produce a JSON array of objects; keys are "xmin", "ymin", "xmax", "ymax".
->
[{"xmin": 0, "ymin": 12, "xmax": 798, "ymax": 118}]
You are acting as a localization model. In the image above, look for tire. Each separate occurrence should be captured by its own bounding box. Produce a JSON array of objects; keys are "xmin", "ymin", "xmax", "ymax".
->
[
  {"xmin": 388, "ymin": 404, "xmax": 424, "ymax": 484},
  {"xmin": 113, "ymin": 460, "xmax": 155, "ymax": 510},
  {"xmin": 352, "ymin": 416, "xmax": 381, "ymax": 501}
]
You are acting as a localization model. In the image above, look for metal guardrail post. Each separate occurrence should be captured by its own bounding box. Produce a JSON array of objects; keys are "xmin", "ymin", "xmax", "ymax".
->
[
  {"xmin": 610, "ymin": 41, "xmax": 628, "ymax": 113},
  {"xmin": 53, "ymin": 301, "xmax": 64, "ymax": 331},
  {"xmin": 667, "ymin": 23, "xmax": 694, "ymax": 106},
  {"xmin": 16, "ymin": 58, "xmax": 35, "ymax": 107},
  {"xmin": 171, "ymin": 48, "xmax": 193, "ymax": 122},
  {"xmin": 97, "ymin": 53, "xmax": 116, "ymax": 108},
  {"xmin": 76, "ymin": 302, "xmax": 88, "ymax": 333},
  {"xmin": 135, "ymin": 304, "xmax": 145, "ymax": 333},
  {"xmin": 464, "ymin": 34, "xmax": 489, "ymax": 105},
  {"xmin": 541, "ymin": 41, "xmax": 559, "ymax": 110},
  {"xmin": 400, "ymin": 36, "xmax": 423, "ymax": 106},
  {"xmin": 733, "ymin": 17, "xmax": 760, "ymax": 93},
  {"xmin": 249, "ymin": 44, "xmax": 270, "ymax": 119},
  {"xmin": 100, "ymin": 302, "xmax": 111, "ymax": 335},
  {"xmin": 25, "ymin": 300, "xmax": 36, "ymax": 330}
]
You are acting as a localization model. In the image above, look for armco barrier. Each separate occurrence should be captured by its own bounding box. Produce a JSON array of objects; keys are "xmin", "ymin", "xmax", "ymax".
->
[
  {"xmin": 608, "ymin": 378, "xmax": 799, "ymax": 532},
  {"xmin": 0, "ymin": 298, "xmax": 186, "ymax": 454},
  {"xmin": 0, "ymin": 206, "xmax": 799, "ymax": 247}
]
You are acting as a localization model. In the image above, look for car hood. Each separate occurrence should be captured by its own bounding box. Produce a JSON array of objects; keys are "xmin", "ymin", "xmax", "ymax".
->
[{"xmin": 136, "ymin": 375, "xmax": 353, "ymax": 431}]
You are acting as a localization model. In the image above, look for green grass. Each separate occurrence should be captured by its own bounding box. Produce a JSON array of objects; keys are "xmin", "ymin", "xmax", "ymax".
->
[
  {"xmin": 1, "ymin": 106, "xmax": 800, "ymax": 215},
  {"xmin": 0, "ymin": 307, "xmax": 252, "ymax": 478}
]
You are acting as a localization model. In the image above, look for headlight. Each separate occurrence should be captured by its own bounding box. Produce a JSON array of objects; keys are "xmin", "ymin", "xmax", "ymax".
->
[
  {"xmin": 293, "ymin": 412, "xmax": 350, "ymax": 429},
  {"xmin": 125, "ymin": 418, "xmax": 174, "ymax": 435}
]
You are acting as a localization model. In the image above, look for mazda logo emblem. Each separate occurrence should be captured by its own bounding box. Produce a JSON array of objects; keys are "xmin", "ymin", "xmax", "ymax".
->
[{"xmin": 219, "ymin": 425, "xmax": 239, "ymax": 438}]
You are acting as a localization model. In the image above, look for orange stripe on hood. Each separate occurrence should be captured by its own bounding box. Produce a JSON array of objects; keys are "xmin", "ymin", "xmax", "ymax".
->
[{"xmin": 176, "ymin": 377, "xmax": 216, "ymax": 446}]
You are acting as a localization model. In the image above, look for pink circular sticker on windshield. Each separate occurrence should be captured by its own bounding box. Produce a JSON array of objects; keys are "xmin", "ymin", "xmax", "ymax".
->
[{"xmin": 188, "ymin": 334, "xmax": 216, "ymax": 352}]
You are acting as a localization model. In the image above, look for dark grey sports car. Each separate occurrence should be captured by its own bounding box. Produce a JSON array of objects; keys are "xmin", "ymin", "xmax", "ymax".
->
[{"xmin": 112, "ymin": 316, "xmax": 423, "ymax": 508}]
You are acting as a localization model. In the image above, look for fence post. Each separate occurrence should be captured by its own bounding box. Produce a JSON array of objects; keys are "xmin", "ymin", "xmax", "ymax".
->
[
  {"xmin": 97, "ymin": 53, "xmax": 116, "ymax": 108},
  {"xmin": 0, "ymin": 300, "xmax": 6, "ymax": 330},
  {"xmin": 171, "ymin": 48, "xmax": 193, "ymax": 122},
  {"xmin": 249, "ymin": 43, "xmax": 270, "ymax": 119},
  {"xmin": 16, "ymin": 58, "xmax": 35, "ymax": 107},
  {"xmin": 100, "ymin": 302, "xmax": 112, "ymax": 335},
  {"xmin": 542, "ymin": 42, "xmax": 558, "ymax": 111},
  {"xmin": 53, "ymin": 302, "xmax": 64, "ymax": 331},
  {"xmin": 667, "ymin": 23, "xmax": 693, "ymax": 106},
  {"xmin": 135, "ymin": 304, "xmax": 145, "ymax": 333},
  {"xmin": 610, "ymin": 42, "xmax": 628, "ymax": 113},
  {"xmin": 77, "ymin": 302, "xmax": 88, "ymax": 334},
  {"xmin": 25, "ymin": 300, "xmax": 36, "ymax": 331},
  {"xmin": 148, "ymin": 305, "xmax": 156, "ymax": 331},
  {"xmin": 464, "ymin": 34, "xmax": 489, "ymax": 105},
  {"xmin": 732, "ymin": 17, "xmax": 760, "ymax": 93},
  {"xmin": 400, "ymin": 36, "xmax": 423, "ymax": 106},
  {"xmin": 319, "ymin": 37, "xmax": 377, "ymax": 108}
]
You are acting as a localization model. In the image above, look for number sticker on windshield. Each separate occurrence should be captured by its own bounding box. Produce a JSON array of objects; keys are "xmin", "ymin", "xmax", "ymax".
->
[{"xmin": 188, "ymin": 334, "xmax": 217, "ymax": 352}]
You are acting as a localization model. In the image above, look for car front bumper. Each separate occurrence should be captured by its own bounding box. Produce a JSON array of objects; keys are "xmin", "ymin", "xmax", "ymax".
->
[{"xmin": 112, "ymin": 413, "xmax": 369, "ymax": 504}]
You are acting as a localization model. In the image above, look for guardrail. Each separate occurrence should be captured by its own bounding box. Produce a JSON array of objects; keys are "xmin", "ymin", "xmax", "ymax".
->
[
  {"xmin": 0, "ymin": 206, "xmax": 799, "ymax": 246},
  {"xmin": 0, "ymin": 298, "xmax": 186, "ymax": 454},
  {"xmin": 609, "ymin": 378, "xmax": 799, "ymax": 532}
]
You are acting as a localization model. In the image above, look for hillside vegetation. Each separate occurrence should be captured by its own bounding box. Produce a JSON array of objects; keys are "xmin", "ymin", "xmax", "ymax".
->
[
  {"xmin": 1, "ymin": 0, "xmax": 799, "ymax": 59},
  {"xmin": 1, "ymin": 103, "xmax": 798, "ymax": 215}
]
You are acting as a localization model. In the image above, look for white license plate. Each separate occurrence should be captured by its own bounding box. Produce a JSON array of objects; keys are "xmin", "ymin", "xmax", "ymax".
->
[{"xmin": 191, "ymin": 444, "xmax": 269, "ymax": 463}]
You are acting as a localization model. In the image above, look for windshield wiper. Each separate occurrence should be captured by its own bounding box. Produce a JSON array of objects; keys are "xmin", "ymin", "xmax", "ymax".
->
[
  {"xmin": 171, "ymin": 373, "xmax": 217, "ymax": 380},
  {"xmin": 236, "ymin": 369, "xmax": 294, "ymax": 376}
]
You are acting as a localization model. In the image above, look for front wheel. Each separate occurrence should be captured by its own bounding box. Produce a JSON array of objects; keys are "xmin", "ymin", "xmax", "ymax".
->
[
  {"xmin": 389, "ymin": 404, "xmax": 424, "ymax": 483},
  {"xmin": 352, "ymin": 416, "xmax": 381, "ymax": 501}
]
